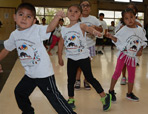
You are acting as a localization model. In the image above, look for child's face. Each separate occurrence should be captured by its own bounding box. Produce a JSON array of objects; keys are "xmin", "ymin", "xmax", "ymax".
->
[
  {"xmin": 14, "ymin": 8, "xmax": 36, "ymax": 30},
  {"xmin": 80, "ymin": 1, "xmax": 91, "ymax": 16},
  {"xmin": 123, "ymin": 12, "xmax": 136, "ymax": 27},
  {"xmin": 67, "ymin": 6, "xmax": 81, "ymax": 22}
]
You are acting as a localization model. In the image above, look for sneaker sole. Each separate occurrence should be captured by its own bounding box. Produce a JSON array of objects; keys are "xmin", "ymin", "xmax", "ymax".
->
[
  {"xmin": 126, "ymin": 97, "xmax": 139, "ymax": 102},
  {"xmin": 104, "ymin": 94, "xmax": 112, "ymax": 111}
]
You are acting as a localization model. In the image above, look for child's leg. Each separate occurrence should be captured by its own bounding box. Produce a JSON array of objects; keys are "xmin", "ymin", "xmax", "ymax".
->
[
  {"xmin": 37, "ymin": 75, "xmax": 76, "ymax": 114},
  {"xmin": 79, "ymin": 58, "xmax": 111, "ymax": 111},
  {"xmin": 110, "ymin": 53, "xmax": 126, "ymax": 91},
  {"xmin": 14, "ymin": 75, "xmax": 36, "ymax": 114},
  {"xmin": 126, "ymin": 61, "xmax": 136, "ymax": 94},
  {"xmin": 79, "ymin": 58, "xmax": 104, "ymax": 95},
  {"xmin": 67, "ymin": 58, "xmax": 79, "ymax": 98},
  {"xmin": 48, "ymin": 35, "xmax": 58, "ymax": 55}
]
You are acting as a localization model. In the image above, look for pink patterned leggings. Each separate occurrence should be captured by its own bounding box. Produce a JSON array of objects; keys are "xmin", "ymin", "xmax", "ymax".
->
[{"xmin": 112, "ymin": 52, "xmax": 136, "ymax": 83}]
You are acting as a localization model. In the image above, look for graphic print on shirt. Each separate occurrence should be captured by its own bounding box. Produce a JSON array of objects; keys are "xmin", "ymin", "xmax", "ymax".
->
[
  {"xmin": 123, "ymin": 35, "xmax": 142, "ymax": 57},
  {"xmin": 18, "ymin": 43, "xmax": 40, "ymax": 66},
  {"xmin": 64, "ymin": 32, "xmax": 84, "ymax": 54}
]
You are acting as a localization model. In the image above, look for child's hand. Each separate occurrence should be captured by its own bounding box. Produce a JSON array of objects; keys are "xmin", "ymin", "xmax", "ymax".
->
[
  {"xmin": 105, "ymin": 32, "xmax": 112, "ymax": 39},
  {"xmin": 136, "ymin": 50, "xmax": 142, "ymax": 56},
  {"xmin": 56, "ymin": 11, "xmax": 66, "ymax": 19},
  {"xmin": 0, "ymin": 64, "xmax": 3, "ymax": 73},
  {"xmin": 93, "ymin": 30, "xmax": 102, "ymax": 37},
  {"xmin": 58, "ymin": 58, "xmax": 64, "ymax": 66}
]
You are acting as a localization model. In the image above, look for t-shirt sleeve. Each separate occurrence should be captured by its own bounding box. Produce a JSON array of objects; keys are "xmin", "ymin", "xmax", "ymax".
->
[
  {"xmin": 39, "ymin": 25, "xmax": 51, "ymax": 41},
  {"xmin": 4, "ymin": 32, "xmax": 16, "ymax": 51}
]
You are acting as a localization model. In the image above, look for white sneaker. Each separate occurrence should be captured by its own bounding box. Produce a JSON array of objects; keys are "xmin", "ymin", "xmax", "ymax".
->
[
  {"xmin": 120, "ymin": 77, "xmax": 126, "ymax": 85},
  {"xmin": 74, "ymin": 80, "xmax": 81, "ymax": 90}
]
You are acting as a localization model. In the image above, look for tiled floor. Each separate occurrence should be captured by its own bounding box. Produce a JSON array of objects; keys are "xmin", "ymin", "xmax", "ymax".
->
[{"xmin": 0, "ymin": 46, "xmax": 148, "ymax": 114}]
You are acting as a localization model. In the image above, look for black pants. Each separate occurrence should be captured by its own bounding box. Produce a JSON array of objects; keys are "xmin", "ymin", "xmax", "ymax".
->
[
  {"xmin": 67, "ymin": 58, "xmax": 104, "ymax": 97},
  {"xmin": 14, "ymin": 75, "xmax": 76, "ymax": 114}
]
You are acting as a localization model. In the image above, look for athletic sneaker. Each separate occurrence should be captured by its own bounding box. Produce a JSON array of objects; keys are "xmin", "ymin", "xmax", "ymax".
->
[
  {"xmin": 68, "ymin": 99, "xmax": 76, "ymax": 110},
  {"xmin": 126, "ymin": 93, "xmax": 139, "ymax": 101},
  {"xmin": 109, "ymin": 90, "xmax": 116, "ymax": 102},
  {"xmin": 74, "ymin": 80, "xmax": 81, "ymax": 90},
  {"xmin": 84, "ymin": 81, "xmax": 91, "ymax": 90},
  {"xmin": 120, "ymin": 77, "xmax": 126, "ymax": 85},
  {"xmin": 98, "ymin": 51, "xmax": 103, "ymax": 55},
  {"xmin": 100, "ymin": 94, "xmax": 112, "ymax": 111}
]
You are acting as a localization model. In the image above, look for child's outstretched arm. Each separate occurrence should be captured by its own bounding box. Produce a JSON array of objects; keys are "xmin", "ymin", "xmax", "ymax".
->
[
  {"xmin": 47, "ymin": 11, "xmax": 65, "ymax": 33},
  {"xmin": 0, "ymin": 49, "xmax": 10, "ymax": 61},
  {"xmin": 0, "ymin": 48, "xmax": 10, "ymax": 73},
  {"xmin": 58, "ymin": 37, "xmax": 64, "ymax": 66},
  {"xmin": 106, "ymin": 32, "xmax": 117, "ymax": 43},
  {"xmin": 80, "ymin": 23, "xmax": 102, "ymax": 38},
  {"xmin": 0, "ymin": 64, "xmax": 3, "ymax": 73}
]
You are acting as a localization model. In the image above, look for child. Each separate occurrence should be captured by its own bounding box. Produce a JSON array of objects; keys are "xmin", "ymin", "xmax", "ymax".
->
[
  {"xmin": 58, "ymin": 4, "xmax": 111, "ymax": 111},
  {"xmin": 115, "ymin": 3, "xmax": 143, "ymax": 85},
  {"xmin": 74, "ymin": 0, "xmax": 103, "ymax": 90},
  {"xmin": 0, "ymin": 3, "xmax": 76, "ymax": 114},
  {"xmin": 106, "ymin": 8, "xmax": 147, "ymax": 102},
  {"xmin": 48, "ymin": 19, "xmax": 64, "ymax": 56}
]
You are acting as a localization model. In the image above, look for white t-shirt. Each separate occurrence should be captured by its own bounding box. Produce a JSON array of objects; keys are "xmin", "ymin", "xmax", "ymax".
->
[
  {"xmin": 4, "ymin": 24, "xmax": 54, "ymax": 78},
  {"xmin": 108, "ymin": 26, "xmax": 115, "ymax": 35},
  {"xmin": 81, "ymin": 15, "xmax": 101, "ymax": 47},
  {"xmin": 114, "ymin": 25, "xmax": 147, "ymax": 58},
  {"xmin": 61, "ymin": 22, "xmax": 90, "ymax": 60},
  {"xmin": 53, "ymin": 24, "xmax": 62, "ymax": 37},
  {"xmin": 98, "ymin": 19, "xmax": 108, "ymax": 38}
]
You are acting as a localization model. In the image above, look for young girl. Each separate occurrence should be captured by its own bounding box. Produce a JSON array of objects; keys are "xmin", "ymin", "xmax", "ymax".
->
[
  {"xmin": 116, "ymin": 3, "xmax": 143, "ymax": 85},
  {"xmin": 58, "ymin": 4, "xmax": 111, "ymax": 111},
  {"xmin": 106, "ymin": 8, "xmax": 147, "ymax": 102}
]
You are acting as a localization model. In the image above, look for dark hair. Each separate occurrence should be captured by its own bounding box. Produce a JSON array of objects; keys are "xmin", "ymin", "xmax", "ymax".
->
[
  {"xmin": 121, "ymin": 8, "xmax": 135, "ymax": 25},
  {"xmin": 127, "ymin": 3, "xmax": 138, "ymax": 15},
  {"xmin": 68, "ymin": 4, "xmax": 82, "ymax": 13},
  {"xmin": 42, "ymin": 18, "xmax": 46, "ymax": 21},
  {"xmin": 16, "ymin": 3, "xmax": 36, "ymax": 18},
  {"xmin": 79, "ymin": 0, "xmax": 91, "ymax": 6},
  {"xmin": 59, "ymin": 18, "xmax": 64, "ymax": 22},
  {"xmin": 68, "ymin": 4, "xmax": 82, "ymax": 22},
  {"xmin": 99, "ymin": 13, "xmax": 104, "ymax": 17}
]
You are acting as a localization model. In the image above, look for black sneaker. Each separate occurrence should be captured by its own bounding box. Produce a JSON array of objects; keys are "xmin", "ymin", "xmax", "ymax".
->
[
  {"xmin": 100, "ymin": 94, "xmax": 112, "ymax": 111},
  {"xmin": 109, "ymin": 90, "xmax": 116, "ymax": 102},
  {"xmin": 98, "ymin": 51, "xmax": 103, "ymax": 54},
  {"xmin": 68, "ymin": 99, "xmax": 76, "ymax": 110},
  {"xmin": 126, "ymin": 93, "xmax": 139, "ymax": 101},
  {"xmin": 74, "ymin": 80, "xmax": 81, "ymax": 90},
  {"xmin": 84, "ymin": 80, "xmax": 91, "ymax": 90}
]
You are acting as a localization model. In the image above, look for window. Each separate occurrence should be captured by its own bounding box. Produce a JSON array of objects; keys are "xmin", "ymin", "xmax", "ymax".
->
[
  {"xmin": 98, "ymin": 10, "xmax": 144, "ymax": 26},
  {"xmin": 114, "ymin": 0, "xmax": 143, "ymax": 2},
  {"xmin": 131, "ymin": 0, "xmax": 143, "ymax": 2},
  {"xmin": 98, "ymin": 10, "xmax": 122, "ymax": 26},
  {"xmin": 114, "ymin": 0, "xmax": 129, "ymax": 2},
  {"xmin": 35, "ymin": 7, "xmax": 69, "ymax": 25}
]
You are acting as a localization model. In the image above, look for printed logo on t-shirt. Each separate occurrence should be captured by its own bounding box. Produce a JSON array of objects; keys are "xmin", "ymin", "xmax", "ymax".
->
[
  {"xmin": 123, "ymin": 35, "xmax": 142, "ymax": 57},
  {"xmin": 18, "ymin": 43, "xmax": 40, "ymax": 66},
  {"xmin": 64, "ymin": 32, "xmax": 84, "ymax": 53}
]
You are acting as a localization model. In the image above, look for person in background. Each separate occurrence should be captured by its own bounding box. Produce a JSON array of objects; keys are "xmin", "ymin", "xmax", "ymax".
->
[
  {"xmin": 41, "ymin": 18, "xmax": 49, "ymax": 49},
  {"xmin": 74, "ymin": 0, "xmax": 103, "ymax": 90},
  {"xmin": 96, "ymin": 13, "xmax": 108, "ymax": 54},
  {"xmin": 0, "ymin": 3, "xmax": 76, "ymax": 114},
  {"xmin": 108, "ymin": 21, "xmax": 115, "ymax": 50},
  {"xmin": 48, "ymin": 18, "xmax": 64, "ymax": 56}
]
